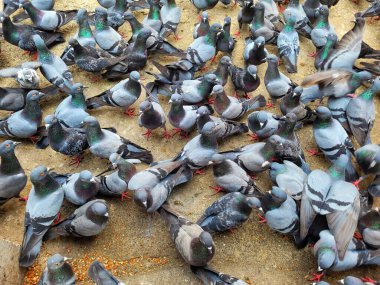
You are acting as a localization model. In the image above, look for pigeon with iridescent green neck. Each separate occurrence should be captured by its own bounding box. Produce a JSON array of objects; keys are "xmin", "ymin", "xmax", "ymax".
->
[
  {"xmin": 216, "ymin": 16, "xmax": 235, "ymax": 54},
  {"xmin": 88, "ymin": 260, "xmax": 125, "ymax": 285},
  {"xmin": 20, "ymin": 0, "xmax": 77, "ymax": 32},
  {"xmin": 300, "ymin": 156, "xmax": 360, "ymax": 260},
  {"xmin": 249, "ymin": 3, "xmax": 278, "ymax": 44},
  {"xmin": 143, "ymin": 0, "xmax": 162, "ymax": 32},
  {"xmin": 311, "ymin": 5, "xmax": 336, "ymax": 49},
  {"xmin": 107, "ymin": 0, "xmax": 128, "ymax": 30},
  {"xmin": 284, "ymin": 0, "xmax": 312, "ymax": 38},
  {"xmin": 160, "ymin": 0, "xmax": 181, "ymax": 39},
  {"xmin": 346, "ymin": 77, "xmax": 380, "ymax": 146},
  {"xmin": 355, "ymin": 144, "xmax": 380, "ymax": 176},
  {"xmin": 277, "ymin": 17, "xmax": 299, "ymax": 73},
  {"xmin": 19, "ymin": 166, "xmax": 64, "ymax": 267},
  {"xmin": 38, "ymin": 254, "xmax": 75, "ymax": 285},
  {"xmin": 314, "ymin": 32, "xmax": 337, "ymax": 70},
  {"xmin": 0, "ymin": 140, "xmax": 27, "ymax": 206}
]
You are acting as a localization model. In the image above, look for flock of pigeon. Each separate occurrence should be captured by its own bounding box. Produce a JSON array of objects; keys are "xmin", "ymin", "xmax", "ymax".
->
[{"xmin": 0, "ymin": 0, "xmax": 380, "ymax": 284}]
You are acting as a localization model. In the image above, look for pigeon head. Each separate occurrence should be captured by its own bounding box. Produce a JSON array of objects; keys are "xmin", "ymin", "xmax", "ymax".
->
[
  {"xmin": 224, "ymin": 16, "xmax": 231, "ymax": 25},
  {"xmin": 246, "ymin": 197, "xmax": 261, "ymax": 209},
  {"xmin": 30, "ymin": 166, "xmax": 50, "ymax": 184},
  {"xmin": 317, "ymin": 5, "xmax": 329, "ymax": 17},
  {"xmin": 255, "ymin": 36, "xmax": 265, "ymax": 47},
  {"xmin": 26, "ymin": 90, "xmax": 44, "ymax": 101},
  {"xmin": 70, "ymin": 83, "xmax": 85, "ymax": 94},
  {"xmin": 123, "ymin": 11, "xmax": 135, "ymax": 21},
  {"xmin": 200, "ymin": 122, "xmax": 216, "ymax": 135},
  {"xmin": 247, "ymin": 65, "xmax": 257, "ymax": 78},
  {"xmin": 79, "ymin": 170, "xmax": 94, "ymax": 183},
  {"xmin": 268, "ymin": 134, "xmax": 284, "ymax": 147},
  {"xmin": 68, "ymin": 38, "xmax": 80, "ymax": 47},
  {"xmin": 109, "ymin": 153, "xmax": 122, "ymax": 168},
  {"xmin": 355, "ymin": 144, "xmax": 380, "ymax": 174},
  {"xmin": 266, "ymin": 54, "xmax": 279, "ymax": 65},
  {"xmin": 88, "ymin": 201, "xmax": 109, "ymax": 219},
  {"xmin": 76, "ymin": 8, "xmax": 88, "ymax": 22},
  {"xmin": 201, "ymin": 11, "xmax": 208, "ymax": 22},
  {"xmin": 270, "ymin": 186, "xmax": 287, "ymax": 202},
  {"xmin": 139, "ymin": 101, "xmax": 153, "ymax": 112},
  {"xmin": 129, "ymin": 71, "xmax": 140, "ymax": 82},
  {"xmin": 220, "ymin": 56, "xmax": 232, "ymax": 66},
  {"xmin": 293, "ymin": 86, "xmax": 303, "ymax": 98},
  {"xmin": 315, "ymin": 106, "xmax": 332, "ymax": 121},
  {"xmin": 82, "ymin": 116, "xmax": 99, "ymax": 128},
  {"xmin": 95, "ymin": 6, "xmax": 108, "ymax": 16},
  {"xmin": 372, "ymin": 76, "xmax": 380, "ymax": 92},
  {"xmin": 256, "ymin": 111, "xmax": 269, "ymax": 124},
  {"xmin": 317, "ymin": 247, "xmax": 335, "ymax": 270},
  {"xmin": 47, "ymin": 254, "xmax": 69, "ymax": 271},
  {"xmin": 169, "ymin": 93, "xmax": 183, "ymax": 104},
  {"xmin": 211, "ymin": 84, "xmax": 224, "ymax": 96},
  {"xmin": 199, "ymin": 231, "xmax": 214, "ymax": 252},
  {"xmin": 44, "ymin": 114, "xmax": 56, "ymax": 128},
  {"xmin": 209, "ymin": 23, "xmax": 223, "ymax": 34},
  {"xmin": 196, "ymin": 106, "xmax": 211, "ymax": 116},
  {"xmin": 356, "ymin": 71, "xmax": 372, "ymax": 82},
  {"xmin": 137, "ymin": 28, "xmax": 152, "ymax": 40},
  {"xmin": 254, "ymin": 2, "xmax": 265, "ymax": 12},
  {"xmin": 340, "ymin": 276, "xmax": 365, "ymax": 285},
  {"xmin": 204, "ymin": 74, "xmax": 217, "ymax": 83},
  {"xmin": 285, "ymin": 112, "xmax": 297, "ymax": 124},
  {"xmin": 134, "ymin": 189, "xmax": 149, "ymax": 209},
  {"xmin": 0, "ymin": 140, "xmax": 20, "ymax": 155}
]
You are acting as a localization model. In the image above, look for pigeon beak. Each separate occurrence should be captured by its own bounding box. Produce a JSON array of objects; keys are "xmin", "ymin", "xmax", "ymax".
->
[
  {"xmin": 259, "ymin": 122, "xmax": 264, "ymax": 128},
  {"xmin": 292, "ymin": 92, "xmax": 297, "ymax": 97},
  {"xmin": 13, "ymin": 142, "xmax": 22, "ymax": 147},
  {"xmin": 138, "ymin": 110, "xmax": 143, "ymax": 115},
  {"xmin": 258, "ymin": 207, "xmax": 263, "ymax": 212},
  {"xmin": 317, "ymin": 266, "xmax": 323, "ymax": 272},
  {"xmin": 142, "ymin": 201, "xmax": 147, "ymax": 208},
  {"xmin": 207, "ymin": 246, "xmax": 213, "ymax": 253},
  {"xmin": 47, "ymin": 167, "xmax": 55, "ymax": 173},
  {"xmin": 168, "ymin": 99, "xmax": 173, "ymax": 103},
  {"xmin": 261, "ymin": 161, "xmax": 270, "ymax": 168},
  {"xmin": 112, "ymin": 163, "xmax": 118, "ymax": 169},
  {"xmin": 252, "ymin": 74, "xmax": 257, "ymax": 80},
  {"xmin": 63, "ymin": 257, "xmax": 72, "ymax": 262},
  {"xmin": 196, "ymin": 114, "xmax": 200, "ymax": 118},
  {"xmin": 90, "ymin": 177, "xmax": 97, "ymax": 183},
  {"xmin": 338, "ymin": 280, "xmax": 344, "ymax": 284},
  {"xmin": 104, "ymin": 212, "xmax": 109, "ymax": 217}
]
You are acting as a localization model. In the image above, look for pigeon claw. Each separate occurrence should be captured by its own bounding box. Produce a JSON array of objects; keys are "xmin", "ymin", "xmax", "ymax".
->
[
  {"xmin": 208, "ymin": 97, "xmax": 215, "ymax": 104},
  {"xmin": 90, "ymin": 75, "xmax": 102, "ymax": 83},
  {"xmin": 210, "ymin": 55, "xmax": 217, "ymax": 64},
  {"xmin": 19, "ymin": 196, "xmax": 28, "ymax": 202},
  {"xmin": 361, "ymin": 277, "xmax": 377, "ymax": 284},
  {"xmin": 124, "ymin": 107, "xmax": 136, "ymax": 117},
  {"xmin": 258, "ymin": 214, "xmax": 267, "ymax": 223},
  {"xmin": 121, "ymin": 192, "xmax": 132, "ymax": 202},
  {"xmin": 29, "ymin": 135, "xmax": 39, "ymax": 144},
  {"xmin": 171, "ymin": 128, "xmax": 182, "ymax": 136},
  {"xmin": 309, "ymin": 272, "xmax": 324, "ymax": 282},
  {"xmin": 347, "ymin": 93, "xmax": 357, "ymax": 98},
  {"xmin": 306, "ymin": 148, "xmax": 320, "ymax": 156},
  {"xmin": 53, "ymin": 212, "xmax": 62, "ymax": 225},
  {"xmin": 265, "ymin": 101, "xmax": 275, "ymax": 108},
  {"xmin": 353, "ymin": 178, "xmax": 362, "ymax": 189},
  {"xmin": 248, "ymin": 133, "xmax": 259, "ymax": 142},
  {"xmin": 69, "ymin": 155, "xmax": 83, "ymax": 167},
  {"xmin": 209, "ymin": 185, "xmax": 223, "ymax": 195},
  {"xmin": 194, "ymin": 169, "xmax": 205, "ymax": 175},
  {"xmin": 143, "ymin": 129, "xmax": 153, "ymax": 140},
  {"xmin": 233, "ymin": 30, "xmax": 241, "ymax": 38},
  {"xmin": 162, "ymin": 130, "xmax": 172, "ymax": 140},
  {"xmin": 354, "ymin": 231, "xmax": 363, "ymax": 240},
  {"xmin": 307, "ymin": 51, "xmax": 317, "ymax": 58}
]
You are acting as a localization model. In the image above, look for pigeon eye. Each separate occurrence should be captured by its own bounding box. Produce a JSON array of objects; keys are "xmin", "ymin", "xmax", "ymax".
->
[
  {"xmin": 40, "ymin": 172, "xmax": 45, "ymax": 177},
  {"xmin": 5, "ymin": 144, "xmax": 10, "ymax": 148}
]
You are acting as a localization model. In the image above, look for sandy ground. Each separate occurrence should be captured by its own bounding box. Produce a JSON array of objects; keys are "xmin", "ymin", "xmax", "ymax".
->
[{"xmin": 0, "ymin": 0, "xmax": 380, "ymax": 284}]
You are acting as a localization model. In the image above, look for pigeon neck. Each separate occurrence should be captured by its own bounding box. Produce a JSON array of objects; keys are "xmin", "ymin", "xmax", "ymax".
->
[
  {"xmin": 125, "ymin": 79, "xmax": 141, "ymax": 95},
  {"xmin": 2, "ymin": 17, "xmax": 20, "ymax": 44},
  {"xmin": 24, "ymin": 99, "xmax": 42, "ymax": 122},
  {"xmin": 117, "ymin": 162, "xmax": 135, "ymax": 182},
  {"xmin": 166, "ymin": 0, "xmax": 177, "ymax": 7},
  {"xmin": 48, "ymin": 264, "xmax": 73, "ymax": 283},
  {"xmin": 72, "ymin": 43, "xmax": 87, "ymax": 57},
  {"xmin": 320, "ymin": 38, "xmax": 334, "ymax": 61},
  {"xmin": 360, "ymin": 88, "xmax": 375, "ymax": 101},
  {"xmin": 214, "ymin": 90, "xmax": 230, "ymax": 111},
  {"xmin": 114, "ymin": 0, "xmax": 127, "ymax": 11},
  {"xmin": 0, "ymin": 150, "xmax": 22, "ymax": 174},
  {"xmin": 169, "ymin": 102, "xmax": 185, "ymax": 124},
  {"xmin": 223, "ymin": 22, "xmax": 231, "ymax": 37},
  {"xmin": 200, "ymin": 132, "xmax": 218, "ymax": 149},
  {"xmin": 86, "ymin": 124, "xmax": 104, "ymax": 144},
  {"xmin": 148, "ymin": 3, "xmax": 161, "ymax": 20},
  {"xmin": 95, "ymin": 15, "xmax": 109, "ymax": 31},
  {"xmin": 78, "ymin": 18, "xmax": 93, "ymax": 39},
  {"xmin": 127, "ymin": 17, "xmax": 143, "ymax": 37},
  {"xmin": 262, "ymin": 142, "xmax": 275, "ymax": 160},
  {"xmin": 74, "ymin": 178, "xmax": 94, "ymax": 197},
  {"xmin": 133, "ymin": 34, "xmax": 149, "ymax": 53},
  {"xmin": 71, "ymin": 92, "xmax": 86, "ymax": 108},
  {"xmin": 214, "ymin": 63, "xmax": 229, "ymax": 84},
  {"xmin": 204, "ymin": 30, "xmax": 218, "ymax": 47},
  {"xmin": 196, "ymin": 114, "xmax": 211, "ymax": 131},
  {"xmin": 277, "ymin": 121, "xmax": 295, "ymax": 139},
  {"xmin": 37, "ymin": 44, "xmax": 53, "ymax": 63},
  {"xmin": 328, "ymin": 164, "xmax": 345, "ymax": 180},
  {"xmin": 316, "ymin": 14, "xmax": 329, "ymax": 28},
  {"xmin": 48, "ymin": 121, "xmax": 65, "ymax": 144},
  {"xmin": 34, "ymin": 176, "xmax": 60, "ymax": 196},
  {"xmin": 23, "ymin": 2, "xmax": 43, "ymax": 23},
  {"xmin": 315, "ymin": 117, "xmax": 331, "ymax": 128},
  {"xmin": 284, "ymin": 22, "xmax": 295, "ymax": 33},
  {"xmin": 266, "ymin": 62, "xmax": 281, "ymax": 80}
]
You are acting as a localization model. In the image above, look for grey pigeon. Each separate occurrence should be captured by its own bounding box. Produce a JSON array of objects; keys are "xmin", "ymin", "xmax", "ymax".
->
[
  {"xmin": 358, "ymin": 208, "xmax": 380, "ymax": 249},
  {"xmin": 4, "ymin": 0, "xmax": 55, "ymax": 17},
  {"xmin": 249, "ymin": 3, "xmax": 278, "ymax": 44},
  {"xmin": 160, "ymin": 0, "xmax": 181, "ymax": 39},
  {"xmin": 38, "ymin": 254, "xmax": 75, "ymax": 285},
  {"xmin": 190, "ymin": 0, "xmax": 219, "ymax": 12},
  {"xmin": 0, "ymin": 90, "xmax": 44, "ymax": 139},
  {"xmin": 19, "ymin": 166, "xmax": 64, "ymax": 267},
  {"xmin": 83, "ymin": 116, "xmax": 153, "ymax": 163},
  {"xmin": 0, "ymin": 61, "xmax": 41, "ymax": 89},
  {"xmin": 191, "ymin": 266, "xmax": 249, "ymax": 285},
  {"xmin": 346, "ymin": 77, "xmax": 380, "ymax": 146},
  {"xmin": 88, "ymin": 260, "xmax": 126, "ymax": 285},
  {"xmin": 300, "ymin": 156, "xmax": 361, "ymax": 260},
  {"xmin": 168, "ymin": 93, "xmax": 199, "ymax": 135},
  {"xmin": 284, "ymin": 0, "xmax": 313, "ymax": 38},
  {"xmin": 196, "ymin": 56, "xmax": 231, "ymax": 86},
  {"xmin": 0, "ymin": 140, "xmax": 27, "ymax": 206},
  {"xmin": 33, "ymin": 34, "xmax": 74, "ymax": 93},
  {"xmin": 45, "ymin": 199, "xmax": 109, "ymax": 239},
  {"xmin": 196, "ymin": 106, "xmax": 249, "ymax": 140},
  {"xmin": 212, "ymin": 85, "xmax": 266, "ymax": 120},
  {"xmin": 143, "ymin": 0, "xmax": 162, "ymax": 32},
  {"xmin": 261, "ymin": 186, "xmax": 300, "ymax": 235},
  {"xmin": 197, "ymin": 192, "xmax": 261, "ymax": 232},
  {"xmin": 269, "ymin": 160, "xmax": 307, "ymax": 200},
  {"xmin": 138, "ymin": 100, "xmax": 171, "ymax": 139},
  {"xmin": 264, "ymin": 54, "xmax": 295, "ymax": 104},
  {"xmin": 247, "ymin": 110, "xmax": 279, "ymax": 140},
  {"xmin": 228, "ymin": 64, "xmax": 260, "ymax": 96},
  {"xmin": 21, "ymin": 1, "xmax": 76, "ymax": 31},
  {"xmin": 59, "ymin": 170, "xmax": 98, "ymax": 205},
  {"xmin": 313, "ymin": 106, "xmax": 358, "ymax": 181},
  {"xmin": 327, "ymin": 95, "xmax": 354, "ymax": 132},
  {"xmin": 369, "ymin": 175, "xmax": 380, "ymax": 198},
  {"xmin": 355, "ymin": 144, "xmax": 380, "ymax": 176},
  {"xmin": 158, "ymin": 203, "xmax": 215, "ymax": 266},
  {"xmin": 55, "ymin": 83, "xmax": 89, "ymax": 128},
  {"xmin": 237, "ymin": 0, "xmax": 255, "ymax": 31},
  {"xmin": 216, "ymin": 16, "xmax": 235, "ymax": 54},
  {"xmin": 280, "ymin": 86, "xmax": 314, "ymax": 122},
  {"xmin": 314, "ymin": 230, "xmax": 380, "ymax": 271},
  {"xmin": 362, "ymin": 0, "xmax": 380, "ymax": 18},
  {"xmin": 97, "ymin": 153, "xmax": 137, "ymax": 196},
  {"xmin": 302, "ymin": 0, "xmax": 322, "ymax": 24},
  {"xmin": 194, "ymin": 13, "xmax": 210, "ymax": 39},
  {"xmin": 211, "ymin": 155, "xmax": 262, "ymax": 196},
  {"xmin": 314, "ymin": 32, "xmax": 338, "ymax": 71},
  {"xmin": 259, "ymin": 0, "xmax": 283, "ymax": 30},
  {"xmin": 340, "ymin": 276, "xmax": 378, "ymax": 285},
  {"xmin": 277, "ymin": 16, "xmax": 300, "ymax": 73},
  {"xmin": 311, "ymin": 6, "xmax": 336, "ymax": 49},
  {"xmin": 107, "ymin": 0, "xmax": 128, "ymax": 30},
  {"xmin": 86, "ymin": 71, "xmax": 141, "ymax": 112},
  {"xmin": 243, "ymin": 36, "xmax": 268, "ymax": 66},
  {"xmin": 98, "ymin": 0, "xmax": 115, "ymax": 8},
  {"xmin": 134, "ymin": 165, "xmax": 193, "ymax": 213}
]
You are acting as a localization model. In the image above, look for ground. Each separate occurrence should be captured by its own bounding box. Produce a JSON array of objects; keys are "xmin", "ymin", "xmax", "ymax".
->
[{"xmin": 0, "ymin": 0, "xmax": 380, "ymax": 284}]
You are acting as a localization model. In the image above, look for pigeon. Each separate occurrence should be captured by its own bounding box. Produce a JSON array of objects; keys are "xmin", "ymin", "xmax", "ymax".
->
[
  {"xmin": 216, "ymin": 16, "xmax": 235, "ymax": 54},
  {"xmin": 134, "ymin": 165, "xmax": 193, "ymax": 213},
  {"xmin": 83, "ymin": 116, "xmax": 153, "ymax": 163},
  {"xmin": 191, "ymin": 266, "xmax": 249, "ymax": 285},
  {"xmin": 261, "ymin": 186, "xmax": 300, "ymax": 235},
  {"xmin": 212, "ymin": 85, "xmax": 266, "ymax": 120},
  {"xmin": 86, "ymin": 71, "xmax": 141, "ymax": 112},
  {"xmin": 168, "ymin": 93, "xmax": 199, "ymax": 135},
  {"xmin": 138, "ymin": 99, "xmax": 171, "ymax": 139},
  {"xmin": 0, "ymin": 90, "xmax": 44, "ymax": 139},
  {"xmin": 6, "ymin": 0, "xmax": 56, "ymax": 20},
  {"xmin": 243, "ymin": 36, "xmax": 268, "ymax": 66},
  {"xmin": 19, "ymin": 166, "xmax": 64, "ymax": 267},
  {"xmin": 33, "ymin": 34, "xmax": 74, "ymax": 93},
  {"xmin": 314, "ymin": 32, "xmax": 338, "ymax": 71},
  {"xmin": 196, "ymin": 106, "xmax": 249, "ymax": 140},
  {"xmin": 362, "ymin": 0, "xmax": 380, "ymax": 18},
  {"xmin": 21, "ymin": 1, "xmax": 77, "ymax": 32},
  {"xmin": 369, "ymin": 175, "xmax": 380, "ymax": 198},
  {"xmin": 314, "ymin": 230, "xmax": 380, "ymax": 271},
  {"xmin": 269, "ymin": 160, "xmax": 307, "ymax": 200},
  {"xmin": 55, "ymin": 83, "xmax": 89, "ymax": 128},
  {"xmin": 93, "ymin": 7, "xmax": 129, "ymax": 56},
  {"xmin": 247, "ymin": 110, "xmax": 280, "ymax": 140},
  {"xmin": 358, "ymin": 208, "xmax": 380, "ymax": 249},
  {"xmin": 88, "ymin": 260, "xmax": 126, "ymax": 285},
  {"xmin": 259, "ymin": 0, "xmax": 283, "ymax": 30},
  {"xmin": 302, "ymin": 0, "xmax": 322, "ymax": 24},
  {"xmin": 319, "ymin": 16, "xmax": 365, "ymax": 71},
  {"xmin": 159, "ymin": 0, "xmax": 181, "ymax": 39},
  {"xmin": 277, "ymin": 16, "xmax": 300, "ymax": 73},
  {"xmin": 283, "ymin": 0, "xmax": 313, "ymax": 38},
  {"xmin": 211, "ymin": 155, "xmax": 262, "ymax": 195},
  {"xmin": 264, "ymin": 54, "xmax": 295, "ymax": 104},
  {"xmin": 1, "ymin": 13, "xmax": 65, "ymax": 52},
  {"xmin": 37, "ymin": 254, "xmax": 75, "ymax": 285},
  {"xmin": 339, "ymin": 276, "xmax": 378, "ymax": 285},
  {"xmin": 107, "ymin": 0, "xmax": 128, "ymax": 30},
  {"xmin": 44, "ymin": 114, "xmax": 89, "ymax": 158},
  {"xmin": 59, "ymin": 170, "xmax": 98, "ymax": 205},
  {"xmin": 196, "ymin": 55, "xmax": 231, "ymax": 86},
  {"xmin": 97, "ymin": 153, "xmax": 137, "ymax": 196},
  {"xmin": 190, "ymin": 0, "xmax": 219, "ymax": 12},
  {"xmin": 249, "ymin": 3, "xmax": 278, "ymax": 44},
  {"xmin": 197, "ymin": 192, "xmax": 261, "ymax": 233},
  {"xmin": 0, "ymin": 140, "xmax": 27, "ymax": 206},
  {"xmin": 158, "ymin": 203, "xmax": 215, "ymax": 266},
  {"xmin": 355, "ymin": 144, "xmax": 380, "ymax": 176},
  {"xmin": 237, "ymin": 0, "xmax": 255, "ymax": 31},
  {"xmin": 61, "ymin": 8, "xmax": 97, "ymax": 65},
  {"xmin": 301, "ymin": 69, "xmax": 373, "ymax": 103},
  {"xmin": 45, "ymin": 199, "xmax": 109, "ymax": 239},
  {"xmin": 311, "ymin": 5, "xmax": 336, "ymax": 49},
  {"xmin": 280, "ymin": 86, "xmax": 314, "ymax": 122},
  {"xmin": 193, "ymin": 12, "xmax": 210, "ymax": 39},
  {"xmin": 0, "ymin": 62, "xmax": 41, "ymax": 89},
  {"xmin": 98, "ymin": 0, "xmax": 115, "ymax": 8},
  {"xmin": 346, "ymin": 77, "xmax": 380, "ymax": 146},
  {"xmin": 228, "ymin": 65, "xmax": 260, "ymax": 96},
  {"xmin": 300, "ymin": 156, "xmax": 361, "ymax": 260},
  {"xmin": 142, "ymin": 0, "xmax": 162, "ymax": 32},
  {"xmin": 313, "ymin": 106, "xmax": 358, "ymax": 181}
]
